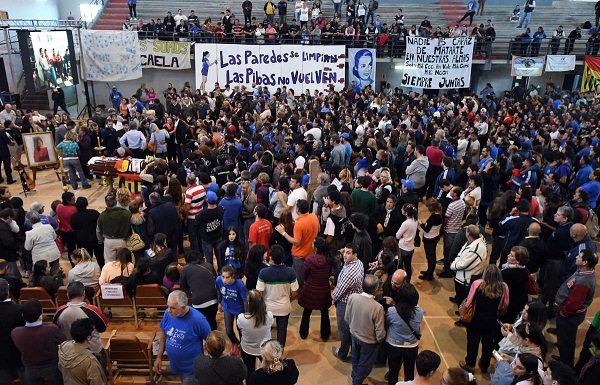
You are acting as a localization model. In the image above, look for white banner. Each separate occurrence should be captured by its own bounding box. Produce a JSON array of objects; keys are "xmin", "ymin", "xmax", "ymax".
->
[
  {"xmin": 348, "ymin": 48, "xmax": 376, "ymax": 90},
  {"xmin": 139, "ymin": 39, "xmax": 191, "ymax": 70},
  {"xmin": 402, "ymin": 37, "xmax": 474, "ymax": 89},
  {"xmin": 546, "ymin": 55, "xmax": 576, "ymax": 72},
  {"xmin": 194, "ymin": 44, "xmax": 346, "ymax": 94},
  {"xmin": 80, "ymin": 30, "xmax": 142, "ymax": 81}
]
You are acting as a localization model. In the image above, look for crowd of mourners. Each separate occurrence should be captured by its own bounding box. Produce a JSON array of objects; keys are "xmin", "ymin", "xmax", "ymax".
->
[{"xmin": 1, "ymin": 64, "xmax": 600, "ymax": 385}]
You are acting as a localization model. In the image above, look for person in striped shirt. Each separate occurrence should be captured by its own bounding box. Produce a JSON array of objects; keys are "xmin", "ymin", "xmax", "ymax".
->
[
  {"xmin": 332, "ymin": 243, "xmax": 364, "ymax": 362},
  {"xmin": 184, "ymin": 173, "xmax": 206, "ymax": 254}
]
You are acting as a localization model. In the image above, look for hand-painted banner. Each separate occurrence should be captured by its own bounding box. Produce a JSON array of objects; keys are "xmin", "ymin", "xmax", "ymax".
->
[
  {"xmin": 545, "ymin": 55, "xmax": 576, "ymax": 72},
  {"xmin": 80, "ymin": 30, "xmax": 142, "ymax": 81},
  {"xmin": 139, "ymin": 39, "xmax": 191, "ymax": 69},
  {"xmin": 582, "ymin": 56, "xmax": 600, "ymax": 96},
  {"xmin": 348, "ymin": 48, "xmax": 376, "ymax": 90},
  {"xmin": 402, "ymin": 37, "xmax": 474, "ymax": 89},
  {"xmin": 511, "ymin": 56, "xmax": 545, "ymax": 77},
  {"xmin": 194, "ymin": 44, "xmax": 346, "ymax": 94}
]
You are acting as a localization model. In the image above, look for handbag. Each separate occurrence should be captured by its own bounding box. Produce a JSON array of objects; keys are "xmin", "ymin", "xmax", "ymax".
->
[
  {"xmin": 525, "ymin": 274, "xmax": 539, "ymax": 295},
  {"xmin": 126, "ymin": 231, "xmax": 145, "ymax": 251},
  {"xmin": 147, "ymin": 136, "xmax": 157, "ymax": 153},
  {"xmin": 458, "ymin": 298, "xmax": 476, "ymax": 323},
  {"xmin": 414, "ymin": 228, "xmax": 421, "ymax": 247}
]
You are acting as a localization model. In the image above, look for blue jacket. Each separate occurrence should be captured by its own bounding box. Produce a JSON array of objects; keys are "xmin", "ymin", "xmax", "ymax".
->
[
  {"xmin": 499, "ymin": 214, "xmax": 539, "ymax": 256},
  {"xmin": 511, "ymin": 163, "xmax": 540, "ymax": 191},
  {"xmin": 218, "ymin": 196, "xmax": 242, "ymax": 231},
  {"xmin": 385, "ymin": 305, "xmax": 423, "ymax": 346},
  {"xmin": 570, "ymin": 164, "xmax": 593, "ymax": 191}
]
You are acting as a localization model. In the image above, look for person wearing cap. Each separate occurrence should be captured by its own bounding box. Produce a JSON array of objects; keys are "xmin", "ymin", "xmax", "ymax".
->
[
  {"xmin": 196, "ymin": 191, "xmax": 224, "ymax": 267},
  {"xmin": 398, "ymin": 179, "xmax": 420, "ymax": 211},
  {"xmin": 164, "ymin": 11, "xmax": 176, "ymax": 33},
  {"xmin": 109, "ymin": 86, "xmax": 122, "ymax": 109},
  {"xmin": 340, "ymin": 132, "xmax": 352, "ymax": 165}
]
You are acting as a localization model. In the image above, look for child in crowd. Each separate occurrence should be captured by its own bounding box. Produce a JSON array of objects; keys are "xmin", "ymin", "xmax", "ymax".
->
[
  {"xmin": 511, "ymin": 5, "xmax": 521, "ymax": 21},
  {"xmin": 215, "ymin": 265, "xmax": 249, "ymax": 354}
]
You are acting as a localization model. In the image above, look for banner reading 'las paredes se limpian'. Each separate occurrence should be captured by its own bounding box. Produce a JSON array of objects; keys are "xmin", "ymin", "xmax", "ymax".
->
[
  {"xmin": 402, "ymin": 37, "xmax": 474, "ymax": 89},
  {"xmin": 195, "ymin": 44, "xmax": 346, "ymax": 93}
]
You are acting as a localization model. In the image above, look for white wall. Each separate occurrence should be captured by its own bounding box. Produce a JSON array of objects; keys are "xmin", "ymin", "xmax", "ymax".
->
[{"xmin": 0, "ymin": 0, "xmax": 59, "ymax": 20}]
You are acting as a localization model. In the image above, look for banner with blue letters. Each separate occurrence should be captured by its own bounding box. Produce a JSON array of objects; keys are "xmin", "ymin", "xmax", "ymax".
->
[
  {"xmin": 402, "ymin": 37, "xmax": 474, "ymax": 89},
  {"xmin": 194, "ymin": 44, "xmax": 346, "ymax": 93}
]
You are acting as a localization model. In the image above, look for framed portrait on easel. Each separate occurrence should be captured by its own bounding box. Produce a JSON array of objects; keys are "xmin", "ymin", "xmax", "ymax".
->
[{"xmin": 22, "ymin": 132, "xmax": 58, "ymax": 168}]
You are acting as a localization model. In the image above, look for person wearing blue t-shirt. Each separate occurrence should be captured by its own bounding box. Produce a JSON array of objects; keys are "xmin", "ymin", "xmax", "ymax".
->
[
  {"xmin": 580, "ymin": 169, "xmax": 600, "ymax": 209},
  {"xmin": 154, "ymin": 290, "xmax": 211, "ymax": 385},
  {"xmin": 216, "ymin": 265, "xmax": 249, "ymax": 353},
  {"xmin": 109, "ymin": 86, "xmax": 122, "ymax": 109}
]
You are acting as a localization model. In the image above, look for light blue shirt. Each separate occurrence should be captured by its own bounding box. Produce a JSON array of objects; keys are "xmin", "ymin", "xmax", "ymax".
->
[{"xmin": 119, "ymin": 129, "xmax": 147, "ymax": 150}]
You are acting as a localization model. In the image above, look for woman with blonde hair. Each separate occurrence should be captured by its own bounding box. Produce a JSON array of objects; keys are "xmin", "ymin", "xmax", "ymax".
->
[
  {"xmin": 237, "ymin": 290, "xmax": 274, "ymax": 376},
  {"xmin": 149, "ymin": 122, "xmax": 169, "ymax": 158},
  {"xmin": 116, "ymin": 187, "xmax": 131, "ymax": 209},
  {"xmin": 68, "ymin": 248, "xmax": 101, "ymax": 299},
  {"xmin": 193, "ymin": 330, "xmax": 247, "ymax": 385},
  {"xmin": 247, "ymin": 339, "xmax": 299, "ymax": 385},
  {"xmin": 460, "ymin": 264, "xmax": 510, "ymax": 374}
]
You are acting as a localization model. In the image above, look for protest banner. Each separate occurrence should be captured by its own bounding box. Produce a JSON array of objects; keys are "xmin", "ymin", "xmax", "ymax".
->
[
  {"xmin": 402, "ymin": 37, "xmax": 474, "ymax": 89},
  {"xmin": 348, "ymin": 48, "xmax": 376, "ymax": 90},
  {"xmin": 139, "ymin": 39, "xmax": 191, "ymax": 69},
  {"xmin": 194, "ymin": 44, "xmax": 346, "ymax": 93}
]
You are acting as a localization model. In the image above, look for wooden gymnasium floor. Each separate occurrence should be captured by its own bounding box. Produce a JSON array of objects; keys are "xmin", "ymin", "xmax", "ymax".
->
[{"xmin": 13, "ymin": 166, "xmax": 600, "ymax": 385}]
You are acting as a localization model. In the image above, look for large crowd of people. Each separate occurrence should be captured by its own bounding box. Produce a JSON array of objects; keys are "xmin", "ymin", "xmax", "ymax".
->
[{"xmin": 0, "ymin": 47, "xmax": 599, "ymax": 385}]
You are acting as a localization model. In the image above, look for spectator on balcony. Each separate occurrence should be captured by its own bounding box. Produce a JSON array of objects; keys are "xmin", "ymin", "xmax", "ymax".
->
[
  {"xmin": 518, "ymin": 0, "xmax": 535, "ymax": 28},
  {"xmin": 587, "ymin": 30, "xmax": 600, "ymax": 55},
  {"xmin": 128, "ymin": 0, "xmax": 137, "ymax": 19},
  {"xmin": 564, "ymin": 27, "xmax": 581, "ymax": 54},
  {"xmin": 164, "ymin": 11, "xmax": 176, "ymax": 34},
  {"xmin": 190, "ymin": 22, "xmax": 201, "ymax": 42},
  {"xmin": 188, "ymin": 10, "xmax": 199, "ymax": 26},
  {"xmin": 356, "ymin": 1, "xmax": 367, "ymax": 26},
  {"xmin": 457, "ymin": 0, "xmax": 477, "ymax": 26},
  {"xmin": 394, "ymin": 8, "xmax": 404, "ymax": 28},
  {"xmin": 346, "ymin": 0, "xmax": 356, "ymax": 23},
  {"xmin": 278, "ymin": 0, "xmax": 287, "ymax": 25},
  {"xmin": 223, "ymin": 9, "xmax": 234, "ymax": 42},
  {"xmin": 174, "ymin": 9, "xmax": 188, "ymax": 25},
  {"xmin": 155, "ymin": 17, "xmax": 166, "ymax": 37},
  {"xmin": 517, "ymin": 28, "xmax": 532, "ymax": 55},
  {"xmin": 265, "ymin": 0, "xmax": 276, "ymax": 24},
  {"xmin": 288, "ymin": 19, "xmax": 300, "ymax": 43},
  {"xmin": 419, "ymin": 16, "xmax": 431, "ymax": 35},
  {"xmin": 311, "ymin": 23, "xmax": 322, "ymax": 44},
  {"xmin": 123, "ymin": 17, "xmax": 134, "ymax": 31},
  {"xmin": 551, "ymin": 25, "xmax": 565, "ymax": 54},
  {"xmin": 333, "ymin": 0, "xmax": 342, "ymax": 18},
  {"xmin": 531, "ymin": 26, "xmax": 546, "ymax": 55},
  {"xmin": 366, "ymin": 0, "xmax": 377, "ymax": 26},
  {"xmin": 299, "ymin": 2, "xmax": 310, "ymax": 28},
  {"xmin": 176, "ymin": 19, "xmax": 189, "ymax": 40}
]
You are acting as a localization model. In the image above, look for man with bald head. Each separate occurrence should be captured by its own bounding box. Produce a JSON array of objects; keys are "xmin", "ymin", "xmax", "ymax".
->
[
  {"xmin": 520, "ymin": 222, "xmax": 545, "ymax": 273},
  {"xmin": 0, "ymin": 104, "xmax": 16, "ymax": 124},
  {"xmin": 560, "ymin": 223, "xmax": 596, "ymax": 282},
  {"xmin": 381, "ymin": 269, "xmax": 408, "ymax": 310}
]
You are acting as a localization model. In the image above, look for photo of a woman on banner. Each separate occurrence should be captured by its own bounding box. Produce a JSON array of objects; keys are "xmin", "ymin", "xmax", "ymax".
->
[
  {"xmin": 200, "ymin": 51, "xmax": 218, "ymax": 94},
  {"xmin": 349, "ymin": 48, "xmax": 375, "ymax": 90}
]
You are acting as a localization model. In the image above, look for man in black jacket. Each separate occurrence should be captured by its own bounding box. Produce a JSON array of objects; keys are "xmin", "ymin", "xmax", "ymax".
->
[
  {"xmin": 147, "ymin": 192, "xmax": 183, "ymax": 255},
  {"xmin": 0, "ymin": 278, "xmax": 25, "ymax": 384},
  {"xmin": 173, "ymin": 113, "xmax": 187, "ymax": 164},
  {"xmin": 70, "ymin": 197, "xmax": 103, "ymax": 267},
  {"xmin": 51, "ymin": 87, "xmax": 70, "ymax": 115},
  {"xmin": 0, "ymin": 127, "xmax": 15, "ymax": 184}
]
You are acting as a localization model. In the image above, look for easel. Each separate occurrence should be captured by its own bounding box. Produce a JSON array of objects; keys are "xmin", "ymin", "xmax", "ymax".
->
[{"xmin": 12, "ymin": 157, "xmax": 36, "ymax": 197}]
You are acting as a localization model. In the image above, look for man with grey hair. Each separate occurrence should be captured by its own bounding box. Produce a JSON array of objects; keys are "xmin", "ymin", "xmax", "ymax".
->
[
  {"xmin": 451, "ymin": 224, "xmax": 487, "ymax": 323},
  {"xmin": 154, "ymin": 290, "xmax": 211, "ymax": 385},
  {"xmin": 0, "ymin": 104, "xmax": 16, "ymax": 124},
  {"xmin": 542, "ymin": 205, "xmax": 574, "ymax": 318},
  {"xmin": 345, "ymin": 274, "xmax": 385, "ymax": 385},
  {"xmin": 25, "ymin": 202, "xmax": 57, "ymax": 230},
  {"xmin": 24, "ymin": 210, "xmax": 61, "ymax": 275}
]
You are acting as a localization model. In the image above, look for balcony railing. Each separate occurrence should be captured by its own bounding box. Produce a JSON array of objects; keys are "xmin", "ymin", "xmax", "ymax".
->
[{"xmin": 131, "ymin": 31, "xmax": 598, "ymax": 62}]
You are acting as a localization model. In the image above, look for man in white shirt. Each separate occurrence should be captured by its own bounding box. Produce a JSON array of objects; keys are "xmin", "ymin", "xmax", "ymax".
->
[
  {"xmin": 173, "ymin": 9, "xmax": 188, "ymax": 25},
  {"xmin": 279, "ymin": 175, "xmax": 306, "ymax": 220},
  {"xmin": 119, "ymin": 122, "xmax": 146, "ymax": 159},
  {"xmin": 0, "ymin": 104, "xmax": 16, "ymax": 125}
]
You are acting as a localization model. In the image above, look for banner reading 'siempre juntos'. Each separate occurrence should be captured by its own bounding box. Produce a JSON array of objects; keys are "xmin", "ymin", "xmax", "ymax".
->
[{"xmin": 402, "ymin": 37, "xmax": 474, "ymax": 89}]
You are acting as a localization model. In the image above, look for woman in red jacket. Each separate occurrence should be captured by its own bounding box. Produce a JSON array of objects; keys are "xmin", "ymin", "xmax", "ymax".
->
[{"xmin": 298, "ymin": 236, "xmax": 338, "ymax": 341}]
